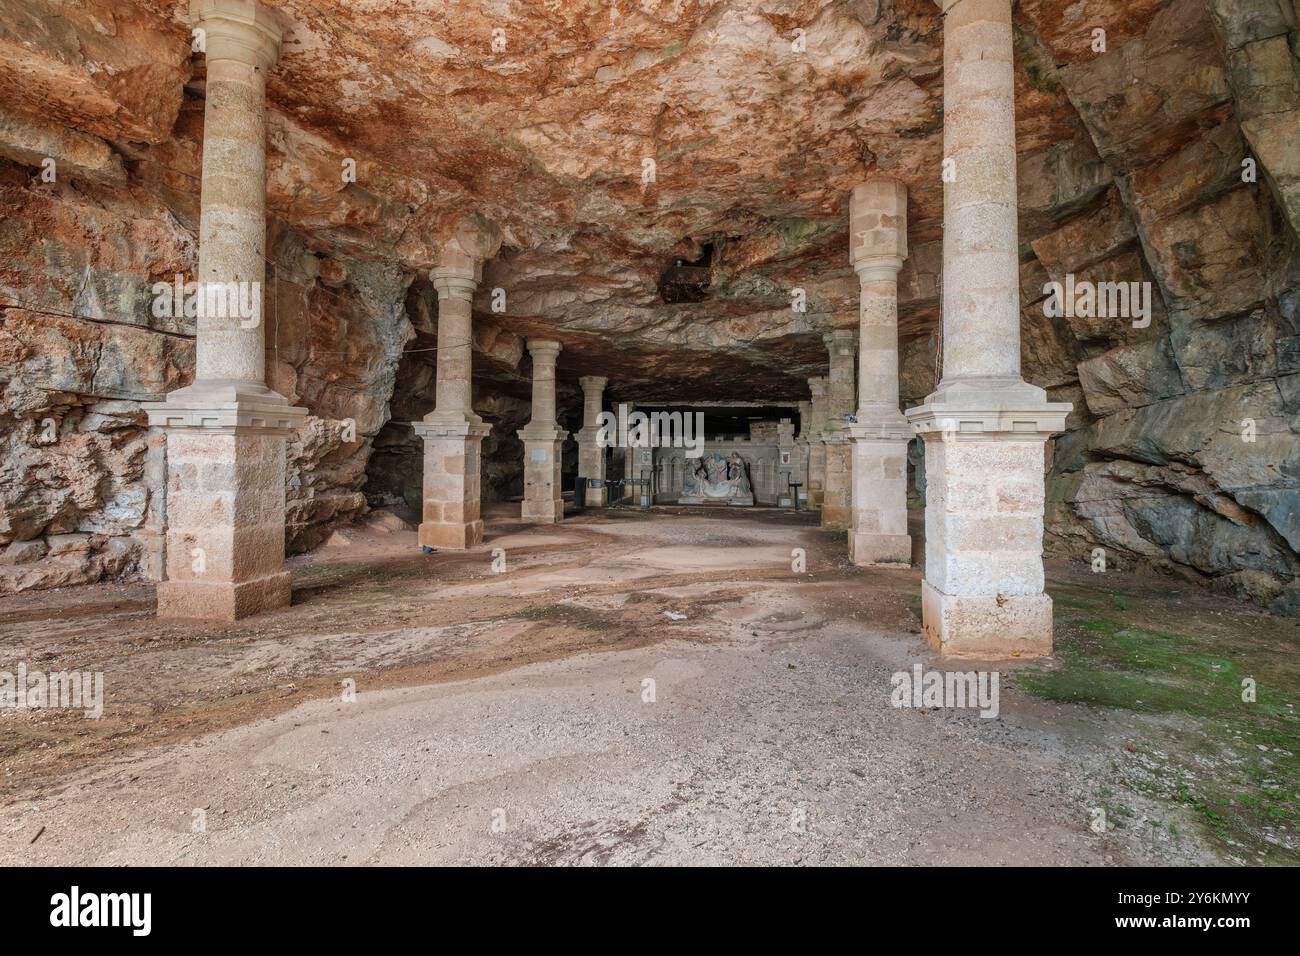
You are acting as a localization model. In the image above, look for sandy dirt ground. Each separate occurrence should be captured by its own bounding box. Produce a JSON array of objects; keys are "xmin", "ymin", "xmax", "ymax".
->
[{"xmin": 0, "ymin": 502, "xmax": 1290, "ymax": 865}]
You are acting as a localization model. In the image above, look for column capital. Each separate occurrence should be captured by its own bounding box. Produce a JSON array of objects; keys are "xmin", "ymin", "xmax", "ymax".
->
[
  {"xmin": 808, "ymin": 376, "xmax": 828, "ymax": 397},
  {"xmin": 527, "ymin": 338, "xmax": 562, "ymax": 362},
  {"xmin": 430, "ymin": 247, "xmax": 482, "ymax": 301},
  {"xmin": 431, "ymin": 272, "xmax": 478, "ymax": 301},
  {"xmin": 823, "ymin": 329, "xmax": 857, "ymax": 352},
  {"xmin": 579, "ymin": 375, "xmax": 608, "ymax": 392},
  {"xmin": 854, "ymin": 257, "xmax": 905, "ymax": 283},
  {"xmin": 850, "ymin": 178, "xmax": 908, "ymax": 269},
  {"xmin": 191, "ymin": 0, "xmax": 283, "ymax": 71}
]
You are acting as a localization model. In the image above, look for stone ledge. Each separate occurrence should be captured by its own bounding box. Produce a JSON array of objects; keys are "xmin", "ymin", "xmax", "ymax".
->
[
  {"xmin": 517, "ymin": 425, "xmax": 569, "ymax": 442},
  {"xmin": 906, "ymin": 401, "xmax": 1071, "ymax": 440},
  {"xmin": 413, "ymin": 419, "xmax": 491, "ymax": 440},
  {"xmin": 847, "ymin": 419, "xmax": 912, "ymax": 442},
  {"xmin": 144, "ymin": 397, "xmax": 307, "ymax": 435}
]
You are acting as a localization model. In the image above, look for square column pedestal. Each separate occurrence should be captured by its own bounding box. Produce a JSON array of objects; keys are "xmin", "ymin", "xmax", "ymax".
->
[
  {"xmin": 146, "ymin": 393, "xmax": 305, "ymax": 621},
  {"xmin": 847, "ymin": 422, "xmax": 912, "ymax": 567},
  {"xmin": 907, "ymin": 393, "xmax": 1070, "ymax": 658},
  {"xmin": 820, "ymin": 440, "xmax": 852, "ymax": 529},
  {"xmin": 413, "ymin": 418, "xmax": 491, "ymax": 549},
  {"xmin": 520, "ymin": 426, "xmax": 568, "ymax": 524},
  {"xmin": 577, "ymin": 427, "xmax": 607, "ymax": 507}
]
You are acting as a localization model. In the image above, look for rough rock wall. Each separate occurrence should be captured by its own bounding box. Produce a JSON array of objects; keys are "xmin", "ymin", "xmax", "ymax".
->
[
  {"xmin": 896, "ymin": 0, "xmax": 1300, "ymax": 612},
  {"xmin": 260, "ymin": 226, "xmax": 414, "ymax": 552},
  {"xmin": 1028, "ymin": 0, "xmax": 1300, "ymax": 613},
  {"xmin": 0, "ymin": 162, "xmax": 192, "ymax": 592},
  {"xmin": 0, "ymin": 158, "xmax": 413, "ymax": 590}
]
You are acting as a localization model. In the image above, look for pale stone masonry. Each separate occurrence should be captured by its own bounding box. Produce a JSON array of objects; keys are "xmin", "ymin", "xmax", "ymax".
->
[
  {"xmin": 776, "ymin": 417, "xmax": 796, "ymax": 499},
  {"xmin": 806, "ymin": 377, "xmax": 828, "ymax": 509},
  {"xmin": 820, "ymin": 330, "xmax": 856, "ymax": 530},
  {"xmin": 143, "ymin": 0, "xmax": 305, "ymax": 621},
  {"xmin": 576, "ymin": 376, "xmax": 608, "ymax": 506},
  {"xmin": 792, "ymin": 399, "xmax": 813, "ymax": 496},
  {"xmin": 905, "ymin": 0, "xmax": 1071, "ymax": 657},
  {"xmin": 518, "ymin": 339, "xmax": 567, "ymax": 523},
  {"xmin": 847, "ymin": 178, "xmax": 912, "ymax": 567},
  {"xmin": 413, "ymin": 245, "xmax": 491, "ymax": 550}
]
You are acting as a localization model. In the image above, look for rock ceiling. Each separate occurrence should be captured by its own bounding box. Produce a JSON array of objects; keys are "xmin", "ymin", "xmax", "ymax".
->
[{"xmin": 0, "ymin": 0, "xmax": 1240, "ymax": 400}]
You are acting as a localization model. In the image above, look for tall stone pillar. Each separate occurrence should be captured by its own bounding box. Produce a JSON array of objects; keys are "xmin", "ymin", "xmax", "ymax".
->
[
  {"xmin": 413, "ymin": 247, "xmax": 491, "ymax": 550},
  {"xmin": 848, "ymin": 178, "xmax": 912, "ymax": 567},
  {"xmin": 791, "ymin": 402, "xmax": 809, "ymax": 494},
  {"xmin": 905, "ymin": 0, "xmax": 1071, "ymax": 657},
  {"xmin": 820, "ymin": 330, "xmax": 856, "ymax": 530},
  {"xmin": 518, "ymin": 340, "xmax": 567, "ymax": 523},
  {"xmin": 143, "ymin": 0, "xmax": 304, "ymax": 621},
  {"xmin": 806, "ymin": 378, "xmax": 828, "ymax": 508},
  {"xmin": 777, "ymin": 417, "xmax": 796, "ymax": 501},
  {"xmin": 576, "ymin": 376, "xmax": 608, "ymax": 507}
]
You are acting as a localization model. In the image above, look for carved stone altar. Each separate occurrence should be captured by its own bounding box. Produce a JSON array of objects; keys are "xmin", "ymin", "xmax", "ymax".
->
[{"xmin": 678, "ymin": 451, "xmax": 754, "ymax": 506}]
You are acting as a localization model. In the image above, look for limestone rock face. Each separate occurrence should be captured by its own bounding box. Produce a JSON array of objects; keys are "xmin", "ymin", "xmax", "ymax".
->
[
  {"xmin": 0, "ymin": 162, "xmax": 411, "ymax": 587},
  {"xmin": 0, "ymin": 0, "xmax": 1296, "ymax": 608}
]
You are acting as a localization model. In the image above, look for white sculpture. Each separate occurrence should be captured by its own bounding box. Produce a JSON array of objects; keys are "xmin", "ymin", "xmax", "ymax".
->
[{"xmin": 679, "ymin": 452, "xmax": 754, "ymax": 506}]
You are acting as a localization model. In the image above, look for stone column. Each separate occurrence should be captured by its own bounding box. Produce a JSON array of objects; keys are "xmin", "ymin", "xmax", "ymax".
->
[
  {"xmin": 137, "ymin": 427, "xmax": 168, "ymax": 581},
  {"xmin": 848, "ymin": 178, "xmax": 912, "ymax": 567},
  {"xmin": 576, "ymin": 376, "xmax": 608, "ymax": 506},
  {"xmin": 806, "ymin": 378, "xmax": 828, "ymax": 508},
  {"xmin": 904, "ymin": 0, "xmax": 1071, "ymax": 657},
  {"xmin": 620, "ymin": 401, "xmax": 651, "ymax": 493},
  {"xmin": 820, "ymin": 330, "xmax": 856, "ymax": 530},
  {"xmin": 143, "ymin": 0, "xmax": 304, "ymax": 621},
  {"xmin": 412, "ymin": 247, "xmax": 491, "ymax": 550},
  {"xmin": 777, "ymin": 417, "xmax": 796, "ymax": 502},
  {"xmin": 793, "ymin": 399, "xmax": 812, "ymax": 493},
  {"xmin": 518, "ymin": 340, "xmax": 568, "ymax": 523}
]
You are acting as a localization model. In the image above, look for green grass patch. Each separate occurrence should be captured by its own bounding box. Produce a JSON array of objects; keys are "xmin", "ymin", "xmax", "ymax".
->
[{"xmin": 1016, "ymin": 591, "xmax": 1300, "ymax": 863}]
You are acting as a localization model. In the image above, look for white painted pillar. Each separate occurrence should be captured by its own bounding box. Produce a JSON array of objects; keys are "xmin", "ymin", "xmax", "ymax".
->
[
  {"xmin": 905, "ymin": 0, "xmax": 1072, "ymax": 657},
  {"xmin": 848, "ymin": 178, "xmax": 912, "ymax": 567},
  {"xmin": 518, "ymin": 339, "xmax": 567, "ymax": 523},
  {"xmin": 143, "ymin": 0, "xmax": 304, "ymax": 621},
  {"xmin": 413, "ymin": 245, "xmax": 491, "ymax": 550},
  {"xmin": 577, "ymin": 376, "xmax": 608, "ymax": 506}
]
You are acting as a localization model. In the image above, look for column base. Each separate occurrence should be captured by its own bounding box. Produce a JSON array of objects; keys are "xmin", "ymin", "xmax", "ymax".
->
[
  {"xmin": 415, "ymin": 418, "xmax": 490, "ymax": 552},
  {"xmin": 144, "ymin": 390, "xmax": 303, "ymax": 624},
  {"xmin": 850, "ymin": 532, "xmax": 912, "ymax": 567},
  {"xmin": 419, "ymin": 520, "xmax": 484, "ymax": 550},
  {"xmin": 520, "ymin": 432, "xmax": 567, "ymax": 525},
  {"xmin": 521, "ymin": 498, "xmax": 564, "ymax": 524},
  {"xmin": 821, "ymin": 440, "xmax": 852, "ymax": 530},
  {"xmin": 821, "ymin": 503, "xmax": 851, "ymax": 529},
  {"xmin": 156, "ymin": 571, "xmax": 292, "ymax": 622},
  {"xmin": 921, "ymin": 580, "xmax": 1053, "ymax": 658},
  {"xmin": 847, "ymin": 426, "xmax": 911, "ymax": 567}
]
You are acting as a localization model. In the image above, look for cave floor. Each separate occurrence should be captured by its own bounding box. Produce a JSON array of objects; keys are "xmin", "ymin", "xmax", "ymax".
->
[{"xmin": 1, "ymin": 503, "xmax": 1296, "ymax": 865}]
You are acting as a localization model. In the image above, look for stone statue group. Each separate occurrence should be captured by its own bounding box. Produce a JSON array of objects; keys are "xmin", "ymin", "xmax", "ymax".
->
[{"xmin": 679, "ymin": 451, "xmax": 754, "ymax": 506}]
